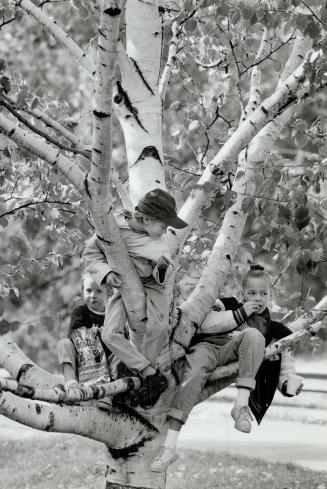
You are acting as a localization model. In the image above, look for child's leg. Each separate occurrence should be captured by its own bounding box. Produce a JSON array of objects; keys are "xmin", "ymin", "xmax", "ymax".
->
[
  {"xmin": 101, "ymin": 290, "xmax": 153, "ymax": 375},
  {"xmin": 151, "ymin": 343, "xmax": 219, "ymax": 472},
  {"xmin": 57, "ymin": 338, "xmax": 78, "ymax": 383},
  {"xmin": 140, "ymin": 281, "xmax": 169, "ymax": 367},
  {"xmin": 217, "ymin": 328, "xmax": 265, "ymax": 432}
]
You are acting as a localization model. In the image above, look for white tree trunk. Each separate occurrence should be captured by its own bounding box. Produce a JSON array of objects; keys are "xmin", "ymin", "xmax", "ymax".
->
[{"xmin": 115, "ymin": 0, "xmax": 165, "ymax": 203}]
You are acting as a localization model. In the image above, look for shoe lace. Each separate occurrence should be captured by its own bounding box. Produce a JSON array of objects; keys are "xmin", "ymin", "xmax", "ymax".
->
[{"xmin": 239, "ymin": 406, "xmax": 253, "ymax": 421}]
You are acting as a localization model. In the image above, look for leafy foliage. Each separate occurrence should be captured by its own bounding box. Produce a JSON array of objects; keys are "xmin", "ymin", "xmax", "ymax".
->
[{"xmin": 1, "ymin": 0, "xmax": 327, "ymax": 367}]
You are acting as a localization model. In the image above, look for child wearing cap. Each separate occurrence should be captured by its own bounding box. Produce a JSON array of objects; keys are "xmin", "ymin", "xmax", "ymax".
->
[{"xmin": 82, "ymin": 188, "xmax": 188, "ymax": 408}]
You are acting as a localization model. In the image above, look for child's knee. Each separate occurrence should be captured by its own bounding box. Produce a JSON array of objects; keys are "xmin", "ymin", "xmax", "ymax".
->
[
  {"xmin": 244, "ymin": 328, "xmax": 265, "ymax": 347},
  {"xmin": 101, "ymin": 328, "xmax": 122, "ymax": 347}
]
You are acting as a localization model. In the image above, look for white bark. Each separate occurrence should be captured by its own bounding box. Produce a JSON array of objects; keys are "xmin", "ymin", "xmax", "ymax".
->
[
  {"xmin": 115, "ymin": 0, "xmax": 166, "ymax": 204},
  {"xmin": 0, "ymin": 376, "xmax": 141, "ymax": 403},
  {"xmin": 0, "ymin": 112, "xmax": 86, "ymax": 192},
  {"xmin": 16, "ymin": 0, "xmax": 95, "ymax": 77},
  {"xmin": 242, "ymin": 28, "xmax": 271, "ymax": 117},
  {"xmin": 23, "ymin": 107, "xmax": 85, "ymax": 147},
  {"xmin": 90, "ymin": 0, "xmax": 122, "ymax": 192},
  {"xmin": 159, "ymin": 21, "xmax": 178, "ymax": 100},
  {"xmin": 0, "ymin": 391, "xmax": 156, "ymax": 448}
]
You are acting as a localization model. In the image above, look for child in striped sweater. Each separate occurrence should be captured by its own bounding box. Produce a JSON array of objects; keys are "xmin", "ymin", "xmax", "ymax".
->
[{"xmin": 151, "ymin": 265, "xmax": 303, "ymax": 472}]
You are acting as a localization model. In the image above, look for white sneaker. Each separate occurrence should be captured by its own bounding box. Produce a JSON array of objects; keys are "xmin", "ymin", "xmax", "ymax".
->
[
  {"xmin": 151, "ymin": 446, "xmax": 179, "ymax": 472},
  {"xmin": 231, "ymin": 404, "xmax": 252, "ymax": 433}
]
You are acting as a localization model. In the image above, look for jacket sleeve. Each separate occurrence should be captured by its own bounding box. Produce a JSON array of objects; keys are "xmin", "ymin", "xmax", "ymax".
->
[
  {"xmin": 82, "ymin": 234, "xmax": 116, "ymax": 287},
  {"xmin": 199, "ymin": 298, "xmax": 248, "ymax": 334},
  {"xmin": 278, "ymin": 349, "xmax": 296, "ymax": 392}
]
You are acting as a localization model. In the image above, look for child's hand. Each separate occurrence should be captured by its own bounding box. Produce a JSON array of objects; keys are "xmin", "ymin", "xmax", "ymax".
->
[
  {"xmin": 157, "ymin": 255, "xmax": 172, "ymax": 270},
  {"xmin": 64, "ymin": 379, "xmax": 79, "ymax": 395},
  {"xmin": 105, "ymin": 272, "xmax": 122, "ymax": 288},
  {"xmin": 243, "ymin": 301, "xmax": 261, "ymax": 317},
  {"xmin": 91, "ymin": 325, "xmax": 100, "ymax": 338}
]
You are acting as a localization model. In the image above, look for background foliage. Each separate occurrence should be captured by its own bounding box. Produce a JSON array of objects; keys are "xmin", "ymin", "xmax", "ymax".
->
[{"xmin": 1, "ymin": 0, "xmax": 327, "ymax": 370}]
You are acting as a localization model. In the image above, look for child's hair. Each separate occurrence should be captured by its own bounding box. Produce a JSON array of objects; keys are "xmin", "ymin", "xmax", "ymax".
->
[
  {"xmin": 130, "ymin": 209, "xmax": 160, "ymax": 224},
  {"xmin": 81, "ymin": 271, "xmax": 93, "ymax": 288},
  {"xmin": 242, "ymin": 264, "xmax": 272, "ymax": 289}
]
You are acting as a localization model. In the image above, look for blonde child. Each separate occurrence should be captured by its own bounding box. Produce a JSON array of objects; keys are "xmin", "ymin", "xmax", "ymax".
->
[
  {"xmin": 57, "ymin": 272, "xmax": 114, "ymax": 409},
  {"xmin": 83, "ymin": 188, "xmax": 188, "ymax": 408},
  {"xmin": 151, "ymin": 265, "xmax": 303, "ymax": 471}
]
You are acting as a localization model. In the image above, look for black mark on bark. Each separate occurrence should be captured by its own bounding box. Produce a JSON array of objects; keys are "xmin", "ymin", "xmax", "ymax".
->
[
  {"xmin": 93, "ymin": 110, "xmax": 110, "ymax": 119},
  {"xmin": 16, "ymin": 364, "xmax": 34, "ymax": 383},
  {"xmin": 104, "ymin": 7, "xmax": 121, "ymax": 16},
  {"xmin": 130, "ymin": 58, "xmax": 155, "ymax": 96},
  {"xmin": 115, "ymin": 81, "xmax": 147, "ymax": 131}
]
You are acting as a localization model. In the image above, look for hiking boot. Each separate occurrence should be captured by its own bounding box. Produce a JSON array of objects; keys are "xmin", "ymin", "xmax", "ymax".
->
[
  {"xmin": 151, "ymin": 446, "xmax": 179, "ymax": 472},
  {"xmin": 231, "ymin": 404, "xmax": 252, "ymax": 433},
  {"xmin": 135, "ymin": 369, "xmax": 168, "ymax": 409}
]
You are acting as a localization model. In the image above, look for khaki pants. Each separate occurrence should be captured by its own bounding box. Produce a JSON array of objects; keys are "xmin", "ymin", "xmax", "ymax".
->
[
  {"xmin": 168, "ymin": 328, "xmax": 265, "ymax": 424},
  {"xmin": 101, "ymin": 279, "xmax": 169, "ymax": 372}
]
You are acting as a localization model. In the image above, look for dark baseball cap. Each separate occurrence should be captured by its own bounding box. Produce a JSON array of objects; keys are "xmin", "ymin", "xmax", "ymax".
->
[{"xmin": 135, "ymin": 188, "xmax": 188, "ymax": 229}]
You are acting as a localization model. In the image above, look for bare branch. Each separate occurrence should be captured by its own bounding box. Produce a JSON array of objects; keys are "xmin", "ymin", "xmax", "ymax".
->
[
  {"xmin": 159, "ymin": 21, "xmax": 178, "ymax": 100},
  {"xmin": 0, "ymin": 376, "xmax": 141, "ymax": 403},
  {"xmin": 0, "ymin": 96, "xmax": 90, "ymax": 157},
  {"xmin": 0, "ymin": 112, "xmax": 86, "ymax": 193},
  {"xmin": 16, "ymin": 0, "xmax": 95, "ymax": 77}
]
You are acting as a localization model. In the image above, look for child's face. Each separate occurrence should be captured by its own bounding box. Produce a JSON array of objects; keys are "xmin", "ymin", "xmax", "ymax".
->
[
  {"xmin": 143, "ymin": 217, "xmax": 168, "ymax": 237},
  {"xmin": 83, "ymin": 275, "xmax": 106, "ymax": 312},
  {"xmin": 243, "ymin": 276, "xmax": 271, "ymax": 314}
]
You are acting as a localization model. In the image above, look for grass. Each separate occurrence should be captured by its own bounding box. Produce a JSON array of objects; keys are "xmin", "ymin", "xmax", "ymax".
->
[{"xmin": 1, "ymin": 434, "xmax": 326, "ymax": 489}]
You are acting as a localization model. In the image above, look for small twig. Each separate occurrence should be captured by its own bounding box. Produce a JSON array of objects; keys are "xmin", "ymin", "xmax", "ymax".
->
[
  {"xmin": 240, "ymin": 31, "xmax": 297, "ymax": 77},
  {"xmin": 0, "ymin": 16, "xmax": 16, "ymax": 29},
  {"xmin": 168, "ymin": 162, "xmax": 201, "ymax": 176},
  {"xmin": 0, "ymin": 199, "xmax": 74, "ymax": 219},
  {"xmin": 300, "ymin": 0, "xmax": 323, "ymax": 25}
]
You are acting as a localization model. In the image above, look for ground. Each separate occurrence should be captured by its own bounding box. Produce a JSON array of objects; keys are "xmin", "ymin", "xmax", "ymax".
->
[{"xmin": 1, "ymin": 434, "xmax": 326, "ymax": 489}]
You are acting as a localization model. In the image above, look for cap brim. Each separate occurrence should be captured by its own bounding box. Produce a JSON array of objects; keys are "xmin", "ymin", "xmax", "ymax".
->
[{"xmin": 163, "ymin": 215, "xmax": 188, "ymax": 229}]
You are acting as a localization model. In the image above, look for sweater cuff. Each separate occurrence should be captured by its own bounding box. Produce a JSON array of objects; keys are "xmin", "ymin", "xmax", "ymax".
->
[{"xmin": 233, "ymin": 306, "xmax": 248, "ymax": 326}]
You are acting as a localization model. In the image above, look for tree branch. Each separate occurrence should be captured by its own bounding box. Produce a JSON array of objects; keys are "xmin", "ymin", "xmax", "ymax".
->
[
  {"xmin": 0, "ymin": 96, "xmax": 90, "ymax": 157},
  {"xmin": 0, "ymin": 376, "xmax": 141, "ymax": 403},
  {"xmin": 15, "ymin": 0, "xmax": 95, "ymax": 77},
  {"xmin": 0, "ymin": 112, "xmax": 86, "ymax": 193},
  {"xmin": 159, "ymin": 21, "xmax": 178, "ymax": 100},
  {"xmin": 0, "ymin": 390, "xmax": 157, "ymax": 448},
  {"xmin": 170, "ymin": 34, "xmax": 312, "ymax": 354},
  {"xmin": 167, "ymin": 49, "xmax": 313, "ymax": 259}
]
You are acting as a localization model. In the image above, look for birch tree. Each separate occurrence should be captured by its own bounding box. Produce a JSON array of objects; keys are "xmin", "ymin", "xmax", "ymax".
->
[{"xmin": 1, "ymin": 1, "xmax": 327, "ymax": 488}]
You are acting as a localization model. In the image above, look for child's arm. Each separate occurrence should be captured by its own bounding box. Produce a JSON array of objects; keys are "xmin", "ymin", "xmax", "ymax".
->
[
  {"xmin": 199, "ymin": 300, "xmax": 261, "ymax": 334},
  {"xmin": 82, "ymin": 234, "xmax": 120, "ymax": 287}
]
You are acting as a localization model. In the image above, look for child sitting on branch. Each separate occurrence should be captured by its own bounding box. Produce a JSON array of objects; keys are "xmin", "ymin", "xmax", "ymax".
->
[
  {"xmin": 57, "ymin": 272, "xmax": 117, "ymax": 410},
  {"xmin": 83, "ymin": 188, "xmax": 188, "ymax": 408},
  {"xmin": 151, "ymin": 264, "xmax": 303, "ymax": 472}
]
